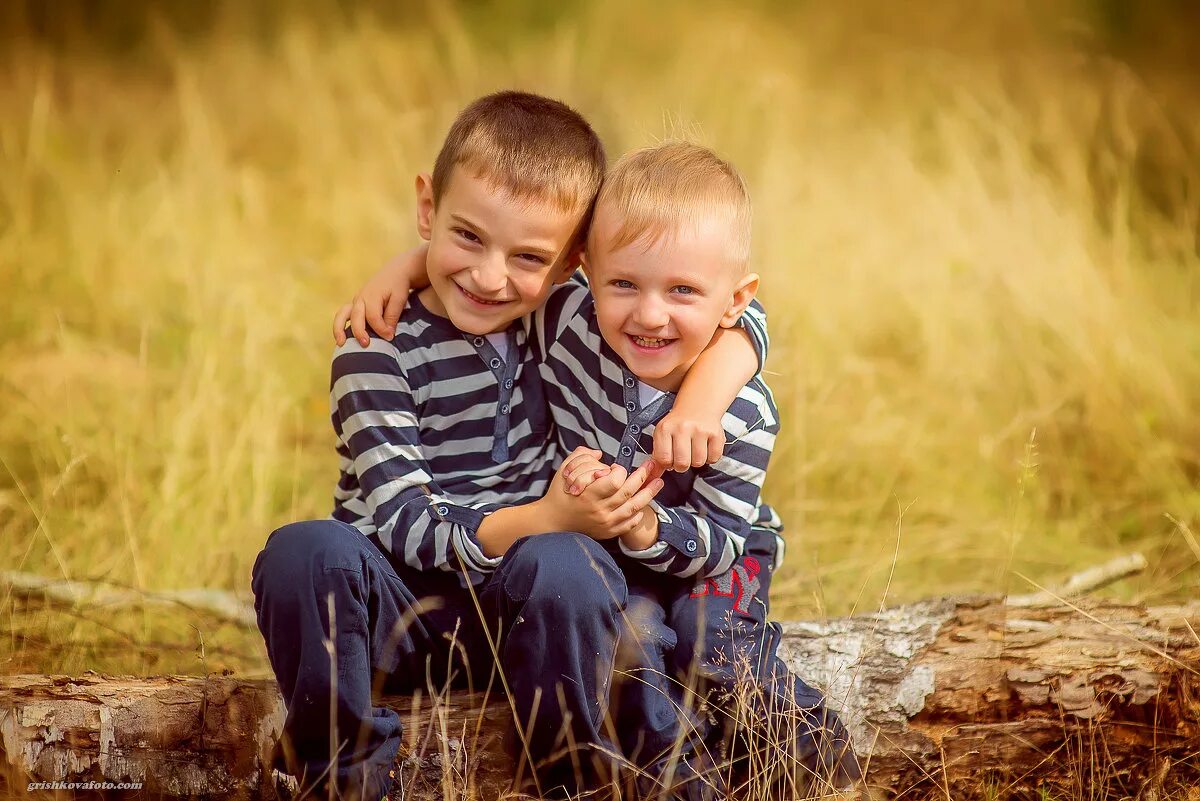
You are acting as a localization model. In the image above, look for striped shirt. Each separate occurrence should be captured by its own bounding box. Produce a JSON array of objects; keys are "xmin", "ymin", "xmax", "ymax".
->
[
  {"xmin": 329, "ymin": 291, "xmax": 557, "ymax": 583},
  {"xmin": 532, "ymin": 281, "xmax": 784, "ymax": 580}
]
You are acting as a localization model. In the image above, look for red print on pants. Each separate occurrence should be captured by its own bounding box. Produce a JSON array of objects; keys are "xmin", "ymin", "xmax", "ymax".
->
[{"xmin": 690, "ymin": 556, "xmax": 761, "ymax": 615}]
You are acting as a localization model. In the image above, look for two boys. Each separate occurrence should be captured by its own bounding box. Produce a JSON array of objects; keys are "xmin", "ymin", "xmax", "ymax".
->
[{"xmin": 254, "ymin": 90, "xmax": 857, "ymax": 800}]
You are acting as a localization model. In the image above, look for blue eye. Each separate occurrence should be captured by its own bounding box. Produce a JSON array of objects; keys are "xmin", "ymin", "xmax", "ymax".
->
[
  {"xmin": 612, "ymin": 280, "xmax": 635, "ymax": 289},
  {"xmin": 672, "ymin": 285, "xmax": 696, "ymax": 295}
]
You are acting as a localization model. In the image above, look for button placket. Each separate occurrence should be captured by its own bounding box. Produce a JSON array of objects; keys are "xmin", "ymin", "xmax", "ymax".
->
[{"xmin": 465, "ymin": 330, "xmax": 518, "ymax": 463}]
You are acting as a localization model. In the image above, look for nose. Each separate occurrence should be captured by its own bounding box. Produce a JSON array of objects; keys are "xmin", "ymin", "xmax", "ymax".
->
[
  {"xmin": 472, "ymin": 252, "xmax": 507, "ymax": 295},
  {"xmin": 632, "ymin": 294, "xmax": 669, "ymax": 330}
]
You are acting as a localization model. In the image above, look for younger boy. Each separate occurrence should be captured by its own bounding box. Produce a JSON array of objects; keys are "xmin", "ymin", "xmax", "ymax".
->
[
  {"xmin": 349, "ymin": 142, "xmax": 861, "ymax": 798},
  {"xmin": 255, "ymin": 92, "xmax": 765, "ymax": 801}
]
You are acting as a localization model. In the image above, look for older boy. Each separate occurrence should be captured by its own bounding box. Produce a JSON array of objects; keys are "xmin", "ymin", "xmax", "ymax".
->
[
  {"xmin": 349, "ymin": 142, "xmax": 861, "ymax": 798},
  {"xmin": 256, "ymin": 93, "xmax": 766, "ymax": 800}
]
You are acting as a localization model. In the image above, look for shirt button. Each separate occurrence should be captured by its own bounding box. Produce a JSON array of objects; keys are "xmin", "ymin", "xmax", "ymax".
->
[
  {"xmin": 620, "ymin": 445, "xmax": 632, "ymax": 457},
  {"xmin": 504, "ymin": 379, "xmax": 513, "ymax": 389},
  {"xmin": 473, "ymin": 337, "xmax": 484, "ymax": 347},
  {"xmin": 629, "ymin": 424, "xmax": 640, "ymax": 434},
  {"xmin": 685, "ymin": 539, "xmax": 698, "ymax": 553},
  {"xmin": 438, "ymin": 506, "xmax": 449, "ymax": 516},
  {"xmin": 490, "ymin": 357, "xmax": 502, "ymax": 369},
  {"xmin": 624, "ymin": 377, "xmax": 635, "ymax": 388},
  {"xmin": 500, "ymin": 404, "xmax": 510, "ymax": 414},
  {"xmin": 625, "ymin": 401, "xmax": 636, "ymax": 411}
]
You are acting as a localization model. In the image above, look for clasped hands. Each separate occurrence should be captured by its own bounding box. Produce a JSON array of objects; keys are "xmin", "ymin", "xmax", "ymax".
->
[{"xmin": 541, "ymin": 411, "xmax": 727, "ymax": 551}]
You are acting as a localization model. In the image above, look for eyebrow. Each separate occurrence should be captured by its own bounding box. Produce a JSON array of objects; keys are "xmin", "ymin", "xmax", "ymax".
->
[{"xmin": 449, "ymin": 213, "xmax": 483, "ymax": 231}]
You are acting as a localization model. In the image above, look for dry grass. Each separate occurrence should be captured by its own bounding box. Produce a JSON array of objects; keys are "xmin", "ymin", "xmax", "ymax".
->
[{"xmin": 0, "ymin": 0, "xmax": 1197, "ymax": 697}]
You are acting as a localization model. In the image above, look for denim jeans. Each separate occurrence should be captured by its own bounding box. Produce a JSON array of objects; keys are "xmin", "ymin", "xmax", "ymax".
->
[{"xmin": 252, "ymin": 520, "xmax": 629, "ymax": 799}]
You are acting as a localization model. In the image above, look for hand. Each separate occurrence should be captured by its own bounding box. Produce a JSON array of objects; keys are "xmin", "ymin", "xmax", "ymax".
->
[
  {"xmin": 543, "ymin": 454, "xmax": 665, "ymax": 540},
  {"xmin": 652, "ymin": 411, "xmax": 725, "ymax": 472},
  {"xmin": 561, "ymin": 452, "xmax": 611, "ymax": 495},
  {"xmin": 333, "ymin": 247, "xmax": 428, "ymax": 347}
]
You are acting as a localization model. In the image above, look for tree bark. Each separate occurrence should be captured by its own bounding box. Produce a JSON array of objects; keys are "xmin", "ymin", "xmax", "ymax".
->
[{"xmin": 2, "ymin": 597, "xmax": 1197, "ymax": 798}]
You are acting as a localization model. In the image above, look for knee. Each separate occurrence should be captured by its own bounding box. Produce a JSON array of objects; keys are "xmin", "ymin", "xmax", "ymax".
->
[
  {"xmin": 252, "ymin": 520, "xmax": 372, "ymax": 598},
  {"xmin": 502, "ymin": 532, "xmax": 627, "ymax": 615}
]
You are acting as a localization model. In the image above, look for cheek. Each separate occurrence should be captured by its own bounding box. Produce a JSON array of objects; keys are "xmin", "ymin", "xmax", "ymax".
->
[
  {"xmin": 510, "ymin": 268, "xmax": 552, "ymax": 300},
  {"xmin": 426, "ymin": 240, "xmax": 462, "ymax": 278}
]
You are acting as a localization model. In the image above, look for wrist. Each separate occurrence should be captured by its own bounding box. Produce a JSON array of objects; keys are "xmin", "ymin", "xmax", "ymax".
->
[
  {"xmin": 620, "ymin": 513, "xmax": 659, "ymax": 552},
  {"xmin": 534, "ymin": 496, "xmax": 570, "ymax": 535}
]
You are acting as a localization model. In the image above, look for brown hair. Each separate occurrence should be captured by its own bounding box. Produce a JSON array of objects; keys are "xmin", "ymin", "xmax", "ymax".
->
[
  {"xmin": 431, "ymin": 91, "xmax": 606, "ymax": 217},
  {"xmin": 591, "ymin": 141, "xmax": 751, "ymax": 269}
]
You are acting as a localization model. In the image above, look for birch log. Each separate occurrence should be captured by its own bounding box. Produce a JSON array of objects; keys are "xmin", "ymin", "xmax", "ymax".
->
[{"xmin": 2, "ymin": 597, "xmax": 1197, "ymax": 798}]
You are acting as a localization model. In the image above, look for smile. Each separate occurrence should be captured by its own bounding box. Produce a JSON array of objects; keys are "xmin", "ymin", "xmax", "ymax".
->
[
  {"xmin": 626, "ymin": 333, "xmax": 676, "ymax": 351},
  {"xmin": 456, "ymin": 283, "xmax": 512, "ymax": 307}
]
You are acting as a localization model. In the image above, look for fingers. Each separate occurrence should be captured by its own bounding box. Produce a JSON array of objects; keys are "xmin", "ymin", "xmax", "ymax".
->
[
  {"xmin": 652, "ymin": 427, "xmax": 673, "ymax": 469},
  {"xmin": 642, "ymin": 459, "xmax": 666, "ymax": 487},
  {"xmin": 583, "ymin": 464, "xmax": 627, "ymax": 498},
  {"xmin": 690, "ymin": 430, "xmax": 709, "ymax": 468},
  {"xmin": 333, "ymin": 303, "xmax": 352, "ymax": 346},
  {"xmin": 568, "ymin": 467, "xmax": 609, "ymax": 496},
  {"xmin": 559, "ymin": 448, "xmax": 604, "ymax": 492},
  {"xmin": 350, "ymin": 298, "xmax": 371, "ymax": 347},
  {"xmin": 612, "ymin": 460, "xmax": 655, "ymax": 504},
  {"xmin": 671, "ymin": 430, "xmax": 692, "ymax": 472},
  {"xmin": 382, "ymin": 292, "xmax": 406, "ymax": 340},
  {"xmin": 365, "ymin": 292, "xmax": 394, "ymax": 343},
  {"xmin": 564, "ymin": 456, "xmax": 609, "ymax": 495},
  {"xmin": 611, "ymin": 476, "xmax": 665, "ymax": 522},
  {"xmin": 705, "ymin": 432, "xmax": 724, "ymax": 465}
]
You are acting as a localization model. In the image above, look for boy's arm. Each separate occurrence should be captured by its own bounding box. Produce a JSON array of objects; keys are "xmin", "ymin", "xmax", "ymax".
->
[
  {"xmin": 621, "ymin": 388, "xmax": 779, "ymax": 579},
  {"xmin": 334, "ymin": 245, "xmax": 430, "ymax": 347},
  {"xmin": 656, "ymin": 298, "xmax": 770, "ymax": 470},
  {"xmin": 332, "ymin": 335, "xmax": 504, "ymax": 573}
]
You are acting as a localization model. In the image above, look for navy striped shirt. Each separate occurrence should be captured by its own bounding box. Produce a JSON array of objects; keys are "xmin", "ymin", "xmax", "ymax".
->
[
  {"xmin": 532, "ymin": 281, "xmax": 784, "ymax": 580},
  {"xmin": 329, "ymin": 292, "xmax": 557, "ymax": 583}
]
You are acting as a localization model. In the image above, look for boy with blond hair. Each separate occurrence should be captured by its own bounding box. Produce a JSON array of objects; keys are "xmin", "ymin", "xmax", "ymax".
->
[
  {"xmin": 349, "ymin": 141, "xmax": 861, "ymax": 798},
  {"xmin": 256, "ymin": 92, "xmax": 768, "ymax": 800}
]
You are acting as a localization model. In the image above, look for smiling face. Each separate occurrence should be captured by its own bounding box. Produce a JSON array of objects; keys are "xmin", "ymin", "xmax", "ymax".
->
[
  {"xmin": 415, "ymin": 166, "xmax": 584, "ymax": 335},
  {"xmin": 585, "ymin": 202, "xmax": 759, "ymax": 392}
]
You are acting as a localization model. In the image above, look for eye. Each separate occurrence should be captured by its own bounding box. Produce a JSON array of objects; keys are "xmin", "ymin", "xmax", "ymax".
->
[
  {"xmin": 611, "ymin": 279, "xmax": 635, "ymax": 289},
  {"xmin": 453, "ymin": 228, "xmax": 481, "ymax": 244},
  {"xmin": 515, "ymin": 253, "xmax": 548, "ymax": 265},
  {"xmin": 671, "ymin": 285, "xmax": 697, "ymax": 295}
]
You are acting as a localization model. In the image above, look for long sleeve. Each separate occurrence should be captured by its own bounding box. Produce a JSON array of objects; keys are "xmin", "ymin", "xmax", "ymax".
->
[
  {"xmin": 330, "ymin": 337, "xmax": 503, "ymax": 575},
  {"xmin": 618, "ymin": 385, "xmax": 780, "ymax": 579}
]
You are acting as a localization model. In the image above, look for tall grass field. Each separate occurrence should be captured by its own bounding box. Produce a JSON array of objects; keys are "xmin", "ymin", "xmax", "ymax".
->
[{"xmin": 1, "ymin": 0, "xmax": 1197, "ymax": 692}]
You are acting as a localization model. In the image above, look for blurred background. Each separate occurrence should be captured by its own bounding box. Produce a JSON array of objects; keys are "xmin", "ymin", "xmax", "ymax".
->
[{"xmin": 0, "ymin": 0, "xmax": 1197, "ymax": 677}]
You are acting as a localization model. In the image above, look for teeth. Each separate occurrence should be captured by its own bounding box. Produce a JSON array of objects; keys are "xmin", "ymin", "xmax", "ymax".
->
[
  {"xmin": 461, "ymin": 286, "xmax": 506, "ymax": 305},
  {"xmin": 633, "ymin": 336, "xmax": 668, "ymax": 347}
]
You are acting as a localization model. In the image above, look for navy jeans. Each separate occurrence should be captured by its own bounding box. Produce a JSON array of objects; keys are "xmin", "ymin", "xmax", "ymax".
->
[
  {"xmin": 251, "ymin": 520, "xmax": 629, "ymax": 799},
  {"xmin": 616, "ymin": 531, "xmax": 862, "ymax": 799}
]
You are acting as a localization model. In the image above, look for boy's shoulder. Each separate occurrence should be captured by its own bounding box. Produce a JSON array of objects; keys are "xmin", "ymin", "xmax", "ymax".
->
[{"xmin": 331, "ymin": 293, "xmax": 477, "ymax": 380}]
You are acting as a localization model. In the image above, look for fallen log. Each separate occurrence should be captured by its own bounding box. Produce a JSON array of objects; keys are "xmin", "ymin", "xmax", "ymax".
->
[{"xmin": 2, "ymin": 597, "xmax": 1197, "ymax": 799}]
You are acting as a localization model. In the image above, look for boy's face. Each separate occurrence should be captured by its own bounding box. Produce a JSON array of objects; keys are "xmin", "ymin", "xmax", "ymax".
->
[
  {"xmin": 585, "ymin": 204, "xmax": 758, "ymax": 392},
  {"xmin": 416, "ymin": 167, "xmax": 582, "ymax": 335}
]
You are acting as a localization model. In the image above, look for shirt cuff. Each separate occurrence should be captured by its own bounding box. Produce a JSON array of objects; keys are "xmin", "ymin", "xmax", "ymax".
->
[{"xmin": 435, "ymin": 502, "xmax": 502, "ymax": 572}]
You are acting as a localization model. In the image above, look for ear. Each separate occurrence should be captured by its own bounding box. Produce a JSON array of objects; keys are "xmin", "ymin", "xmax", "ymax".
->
[
  {"xmin": 553, "ymin": 241, "xmax": 585, "ymax": 285},
  {"xmin": 415, "ymin": 173, "xmax": 435, "ymax": 241},
  {"xmin": 719, "ymin": 272, "xmax": 760, "ymax": 328}
]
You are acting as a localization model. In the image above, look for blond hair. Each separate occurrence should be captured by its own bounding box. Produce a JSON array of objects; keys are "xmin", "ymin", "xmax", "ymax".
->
[
  {"xmin": 432, "ymin": 91, "xmax": 606, "ymax": 217},
  {"xmin": 591, "ymin": 141, "xmax": 751, "ymax": 269}
]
